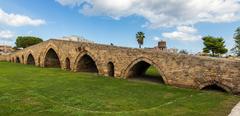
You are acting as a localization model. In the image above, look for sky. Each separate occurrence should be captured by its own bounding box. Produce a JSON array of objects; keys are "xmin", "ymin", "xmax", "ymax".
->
[{"xmin": 0, "ymin": 0, "xmax": 240, "ymax": 53}]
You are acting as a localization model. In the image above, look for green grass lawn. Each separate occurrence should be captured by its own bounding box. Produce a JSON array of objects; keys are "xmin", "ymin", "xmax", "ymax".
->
[
  {"xmin": 0, "ymin": 62, "xmax": 239, "ymax": 116},
  {"xmin": 145, "ymin": 66, "xmax": 161, "ymax": 77}
]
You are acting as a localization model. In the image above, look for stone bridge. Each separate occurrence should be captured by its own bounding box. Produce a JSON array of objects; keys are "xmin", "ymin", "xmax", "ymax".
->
[{"xmin": 7, "ymin": 39, "xmax": 240, "ymax": 94}]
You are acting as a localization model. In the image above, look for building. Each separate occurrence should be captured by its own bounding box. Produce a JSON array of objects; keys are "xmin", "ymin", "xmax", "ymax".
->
[
  {"xmin": 157, "ymin": 40, "xmax": 167, "ymax": 50},
  {"xmin": 166, "ymin": 48, "xmax": 179, "ymax": 53},
  {"xmin": 145, "ymin": 40, "xmax": 179, "ymax": 54},
  {"xmin": 58, "ymin": 35, "xmax": 94, "ymax": 43},
  {"xmin": 0, "ymin": 45, "xmax": 14, "ymax": 55}
]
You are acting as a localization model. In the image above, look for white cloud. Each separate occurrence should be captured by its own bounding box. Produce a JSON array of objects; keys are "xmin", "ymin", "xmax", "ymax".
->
[
  {"xmin": 0, "ymin": 30, "xmax": 14, "ymax": 41},
  {"xmin": 56, "ymin": 0, "xmax": 240, "ymax": 28},
  {"xmin": 0, "ymin": 9, "xmax": 45, "ymax": 27},
  {"xmin": 153, "ymin": 36, "xmax": 161, "ymax": 41},
  {"xmin": 162, "ymin": 26, "xmax": 202, "ymax": 41}
]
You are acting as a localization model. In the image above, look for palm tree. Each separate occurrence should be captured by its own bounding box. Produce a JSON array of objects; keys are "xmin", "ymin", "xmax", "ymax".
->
[{"xmin": 136, "ymin": 32, "xmax": 145, "ymax": 48}]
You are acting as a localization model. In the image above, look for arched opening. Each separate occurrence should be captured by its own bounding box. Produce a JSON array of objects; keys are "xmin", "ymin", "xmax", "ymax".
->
[
  {"xmin": 201, "ymin": 84, "xmax": 227, "ymax": 93},
  {"xmin": 107, "ymin": 62, "xmax": 114, "ymax": 77},
  {"xmin": 16, "ymin": 57, "xmax": 20, "ymax": 63},
  {"xmin": 27, "ymin": 54, "xmax": 35, "ymax": 65},
  {"xmin": 65, "ymin": 58, "xmax": 71, "ymax": 70},
  {"xmin": 44, "ymin": 48, "xmax": 61, "ymax": 68},
  {"xmin": 126, "ymin": 61, "xmax": 165, "ymax": 84},
  {"xmin": 77, "ymin": 54, "xmax": 98, "ymax": 73}
]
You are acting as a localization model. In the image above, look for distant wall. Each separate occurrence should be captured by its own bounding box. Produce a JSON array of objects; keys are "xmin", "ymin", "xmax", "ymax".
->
[{"xmin": 0, "ymin": 55, "xmax": 9, "ymax": 61}]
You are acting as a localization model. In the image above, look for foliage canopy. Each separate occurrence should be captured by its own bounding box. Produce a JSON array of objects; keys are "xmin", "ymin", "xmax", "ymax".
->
[
  {"xmin": 136, "ymin": 32, "xmax": 145, "ymax": 48},
  {"xmin": 15, "ymin": 36, "xmax": 43, "ymax": 48},
  {"xmin": 202, "ymin": 36, "xmax": 228, "ymax": 56}
]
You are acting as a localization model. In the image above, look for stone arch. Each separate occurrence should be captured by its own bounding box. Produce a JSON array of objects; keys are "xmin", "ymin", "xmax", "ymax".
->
[
  {"xmin": 26, "ymin": 53, "xmax": 35, "ymax": 65},
  {"xmin": 65, "ymin": 57, "xmax": 71, "ymax": 70},
  {"xmin": 107, "ymin": 62, "xmax": 114, "ymax": 77},
  {"xmin": 43, "ymin": 48, "xmax": 61, "ymax": 68},
  {"xmin": 25, "ymin": 50, "xmax": 35, "ymax": 63},
  {"xmin": 124, "ymin": 57, "xmax": 167, "ymax": 84},
  {"xmin": 16, "ymin": 57, "xmax": 20, "ymax": 63},
  {"xmin": 199, "ymin": 81, "xmax": 231, "ymax": 93},
  {"xmin": 74, "ymin": 52, "xmax": 99, "ymax": 73},
  {"xmin": 41, "ymin": 43, "xmax": 63, "ymax": 68}
]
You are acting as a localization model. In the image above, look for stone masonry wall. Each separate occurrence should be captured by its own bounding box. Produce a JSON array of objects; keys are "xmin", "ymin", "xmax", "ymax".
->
[{"xmin": 0, "ymin": 55, "xmax": 9, "ymax": 61}]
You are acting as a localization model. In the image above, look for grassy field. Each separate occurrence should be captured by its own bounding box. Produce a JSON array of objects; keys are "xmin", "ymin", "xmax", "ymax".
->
[
  {"xmin": 0, "ymin": 62, "xmax": 239, "ymax": 116},
  {"xmin": 145, "ymin": 66, "xmax": 161, "ymax": 77}
]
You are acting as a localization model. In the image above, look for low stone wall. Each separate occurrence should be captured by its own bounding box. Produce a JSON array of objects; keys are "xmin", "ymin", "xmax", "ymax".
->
[{"xmin": 0, "ymin": 55, "xmax": 9, "ymax": 61}]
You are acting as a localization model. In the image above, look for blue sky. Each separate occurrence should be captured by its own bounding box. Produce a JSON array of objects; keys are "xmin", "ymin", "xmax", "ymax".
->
[{"xmin": 0, "ymin": 0, "xmax": 240, "ymax": 53}]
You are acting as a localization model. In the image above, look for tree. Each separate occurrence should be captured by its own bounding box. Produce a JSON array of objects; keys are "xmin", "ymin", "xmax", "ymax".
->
[
  {"xmin": 179, "ymin": 49, "xmax": 188, "ymax": 54},
  {"xmin": 136, "ymin": 32, "xmax": 145, "ymax": 48},
  {"xmin": 231, "ymin": 27, "xmax": 240, "ymax": 56},
  {"xmin": 202, "ymin": 36, "xmax": 228, "ymax": 57},
  {"xmin": 15, "ymin": 36, "xmax": 43, "ymax": 48}
]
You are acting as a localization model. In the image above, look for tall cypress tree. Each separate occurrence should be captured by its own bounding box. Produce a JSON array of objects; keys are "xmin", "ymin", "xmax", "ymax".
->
[{"xmin": 232, "ymin": 27, "xmax": 240, "ymax": 56}]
